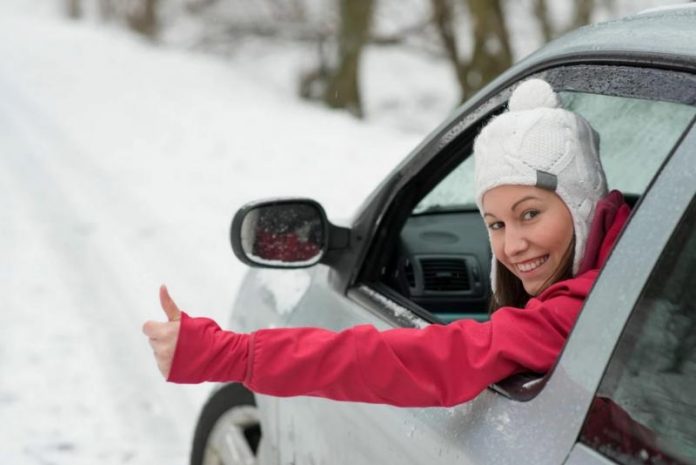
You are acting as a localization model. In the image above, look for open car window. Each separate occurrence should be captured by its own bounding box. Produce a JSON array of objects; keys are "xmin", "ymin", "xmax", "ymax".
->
[{"xmin": 391, "ymin": 90, "xmax": 696, "ymax": 325}]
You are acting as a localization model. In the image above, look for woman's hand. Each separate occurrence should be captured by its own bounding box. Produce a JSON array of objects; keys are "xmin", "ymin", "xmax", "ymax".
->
[{"xmin": 142, "ymin": 285, "xmax": 182, "ymax": 379}]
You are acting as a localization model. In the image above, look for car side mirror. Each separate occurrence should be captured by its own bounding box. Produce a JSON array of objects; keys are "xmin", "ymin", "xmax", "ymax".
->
[{"xmin": 230, "ymin": 198, "xmax": 349, "ymax": 269}]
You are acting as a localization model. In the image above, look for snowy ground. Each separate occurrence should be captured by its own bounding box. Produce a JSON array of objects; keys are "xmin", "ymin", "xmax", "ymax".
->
[
  {"xmin": 0, "ymin": 6, "xmax": 419, "ymax": 465},
  {"xmin": 1, "ymin": 1, "xmax": 687, "ymax": 464}
]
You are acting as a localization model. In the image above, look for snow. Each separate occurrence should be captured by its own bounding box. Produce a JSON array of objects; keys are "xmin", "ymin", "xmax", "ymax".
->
[
  {"xmin": 0, "ymin": 5, "xmax": 416, "ymax": 465},
  {"xmin": 0, "ymin": 1, "xmax": 687, "ymax": 464},
  {"xmin": 359, "ymin": 286, "xmax": 429, "ymax": 329}
]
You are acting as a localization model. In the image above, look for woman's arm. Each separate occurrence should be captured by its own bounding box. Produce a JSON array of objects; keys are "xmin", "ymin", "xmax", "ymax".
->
[{"xmin": 148, "ymin": 274, "xmax": 593, "ymax": 407}]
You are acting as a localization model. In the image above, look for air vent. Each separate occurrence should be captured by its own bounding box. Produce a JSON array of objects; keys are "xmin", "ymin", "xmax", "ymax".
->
[
  {"xmin": 404, "ymin": 259, "xmax": 416, "ymax": 287},
  {"xmin": 421, "ymin": 258, "xmax": 470, "ymax": 291}
]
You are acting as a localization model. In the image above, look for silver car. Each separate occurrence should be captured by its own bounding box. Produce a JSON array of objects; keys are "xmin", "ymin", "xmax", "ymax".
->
[{"xmin": 191, "ymin": 5, "xmax": 696, "ymax": 465}]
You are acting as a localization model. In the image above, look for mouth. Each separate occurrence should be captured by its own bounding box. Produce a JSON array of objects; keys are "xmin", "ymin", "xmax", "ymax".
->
[{"xmin": 515, "ymin": 255, "xmax": 549, "ymax": 274}]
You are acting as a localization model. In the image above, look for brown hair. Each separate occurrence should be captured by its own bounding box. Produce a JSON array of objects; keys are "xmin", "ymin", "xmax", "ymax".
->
[{"xmin": 489, "ymin": 236, "xmax": 575, "ymax": 314}]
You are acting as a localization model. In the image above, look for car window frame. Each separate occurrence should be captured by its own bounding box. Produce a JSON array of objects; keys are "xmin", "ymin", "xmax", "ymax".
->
[
  {"xmin": 344, "ymin": 63, "xmax": 696, "ymax": 404},
  {"xmin": 350, "ymin": 64, "xmax": 696, "ymax": 326}
]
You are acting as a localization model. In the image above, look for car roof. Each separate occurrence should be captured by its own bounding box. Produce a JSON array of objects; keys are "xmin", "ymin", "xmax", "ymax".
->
[
  {"xmin": 470, "ymin": 4, "xmax": 696, "ymax": 99},
  {"xmin": 524, "ymin": 5, "xmax": 696, "ymax": 67}
]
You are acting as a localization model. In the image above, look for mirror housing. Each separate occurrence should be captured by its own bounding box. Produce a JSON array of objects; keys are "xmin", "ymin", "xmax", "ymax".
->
[{"xmin": 230, "ymin": 198, "xmax": 350, "ymax": 269}]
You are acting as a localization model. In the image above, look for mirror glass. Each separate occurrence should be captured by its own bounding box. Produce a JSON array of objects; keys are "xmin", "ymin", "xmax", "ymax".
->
[{"xmin": 240, "ymin": 203, "xmax": 325, "ymax": 266}]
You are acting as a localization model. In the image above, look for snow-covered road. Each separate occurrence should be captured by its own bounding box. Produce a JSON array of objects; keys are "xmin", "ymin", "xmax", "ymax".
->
[{"xmin": 0, "ymin": 7, "xmax": 417, "ymax": 464}]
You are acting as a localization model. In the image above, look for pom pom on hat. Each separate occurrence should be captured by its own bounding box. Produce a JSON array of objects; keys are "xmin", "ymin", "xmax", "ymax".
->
[
  {"xmin": 473, "ymin": 78, "xmax": 608, "ymax": 293},
  {"xmin": 507, "ymin": 78, "xmax": 560, "ymax": 111}
]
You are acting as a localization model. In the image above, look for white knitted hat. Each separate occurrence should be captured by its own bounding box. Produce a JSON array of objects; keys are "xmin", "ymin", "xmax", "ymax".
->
[{"xmin": 474, "ymin": 78, "xmax": 608, "ymax": 292}]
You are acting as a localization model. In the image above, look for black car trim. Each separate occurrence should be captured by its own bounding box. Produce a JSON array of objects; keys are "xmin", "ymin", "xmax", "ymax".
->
[{"xmin": 519, "ymin": 50, "xmax": 696, "ymax": 84}]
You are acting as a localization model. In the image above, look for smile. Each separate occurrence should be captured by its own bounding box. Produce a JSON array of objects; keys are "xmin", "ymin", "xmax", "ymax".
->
[{"xmin": 515, "ymin": 255, "xmax": 549, "ymax": 273}]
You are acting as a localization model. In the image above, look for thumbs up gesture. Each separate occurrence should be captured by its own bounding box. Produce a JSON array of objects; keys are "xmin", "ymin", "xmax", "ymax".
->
[{"xmin": 143, "ymin": 285, "xmax": 183, "ymax": 379}]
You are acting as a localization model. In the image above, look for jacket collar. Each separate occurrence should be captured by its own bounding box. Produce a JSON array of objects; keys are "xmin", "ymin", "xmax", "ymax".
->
[{"xmin": 577, "ymin": 190, "xmax": 632, "ymax": 274}]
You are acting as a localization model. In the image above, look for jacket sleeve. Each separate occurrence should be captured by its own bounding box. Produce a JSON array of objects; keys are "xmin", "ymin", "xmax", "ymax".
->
[{"xmin": 168, "ymin": 273, "xmax": 594, "ymax": 407}]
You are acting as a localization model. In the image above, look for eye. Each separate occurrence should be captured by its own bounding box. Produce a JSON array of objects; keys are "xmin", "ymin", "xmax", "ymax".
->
[
  {"xmin": 522, "ymin": 209, "xmax": 540, "ymax": 221},
  {"xmin": 487, "ymin": 221, "xmax": 504, "ymax": 231}
]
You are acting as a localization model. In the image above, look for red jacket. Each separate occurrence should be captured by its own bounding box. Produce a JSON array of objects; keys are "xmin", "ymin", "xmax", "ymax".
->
[{"xmin": 168, "ymin": 191, "xmax": 631, "ymax": 407}]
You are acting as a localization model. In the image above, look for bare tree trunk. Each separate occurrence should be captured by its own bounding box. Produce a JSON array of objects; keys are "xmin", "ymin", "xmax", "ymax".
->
[
  {"xmin": 533, "ymin": 0, "xmax": 554, "ymax": 42},
  {"xmin": 126, "ymin": 0, "xmax": 159, "ymax": 39},
  {"xmin": 99, "ymin": 0, "xmax": 114, "ymax": 21},
  {"xmin": 299, "ymin": 35, "xmax": 331, "ymax": 101},
  {"xmin": 571, "ymin": 0, "xmax": 595, "ymax": 30},
  {"xmin": 431, "ymin": 0, "xmax": 512, "ymax": 102},
  {"xmin": 463, "ymin": 0, "xmax": 512, "ymax": 99},
  {"xmin": 322, "ymin": 0, "xmax": 374, "ymax": 118},
  {"xmin": 66, "ymin": 0, "xmax": 81, "ymax": 19},
  {"xmin": 599, "ymin": 0, "xmax": 616, "ymax": 16},
  {"xmin": 431, "ymin": 0, "xmax": 468, "ymax": 96},
  {"xmin": 185, "ymin": 0, "xmax": 221, "ymax": 14}
]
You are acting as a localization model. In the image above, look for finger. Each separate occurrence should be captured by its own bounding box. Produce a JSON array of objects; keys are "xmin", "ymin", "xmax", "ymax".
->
[
  {"xmin": 159, "ymin": 285, "xmax": 182, "ymax": 322},
  {"xmin": 142, "ymin": 320, "xmax": 165, "ymax": 338},
  {"xmin": 143, "ymin": 321, "xmax": 161, "ymax": 339},
  {"xmin": 152, "ymin": 346, "xmax": 173, "ymax": 378}
]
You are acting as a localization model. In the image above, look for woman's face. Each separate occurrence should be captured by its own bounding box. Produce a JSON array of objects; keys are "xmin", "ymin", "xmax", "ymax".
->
[{"xmin": 482, "ymin": 185, "xmax": 574, "ymax": 296}]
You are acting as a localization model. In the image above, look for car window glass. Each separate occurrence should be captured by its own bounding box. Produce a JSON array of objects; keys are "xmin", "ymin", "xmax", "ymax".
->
[
  {"xmin": 413, "ymin": 93, "xmax": 695, "ymax": 215},
  {"xmin": 579, "ymin": 198, "xmax": 696, "ymax": 465},
  {"xmin": 560, "ymin": 92, "xmax": 696, "ymax": 195}
]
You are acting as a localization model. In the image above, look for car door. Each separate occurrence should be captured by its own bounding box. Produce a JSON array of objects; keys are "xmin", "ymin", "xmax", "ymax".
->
[
  {"xmin": 272, "ymin": 65, "xmax": 696, "ymax": 465},
  {"xmin": 564, "ymin": 123, "xmax": 696, "ymax": 465}
]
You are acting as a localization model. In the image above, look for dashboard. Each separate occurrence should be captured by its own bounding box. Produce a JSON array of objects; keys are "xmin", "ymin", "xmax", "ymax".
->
[{"xmin": 392, "ymin": 209, "xmax": 492, "ymax": 323}]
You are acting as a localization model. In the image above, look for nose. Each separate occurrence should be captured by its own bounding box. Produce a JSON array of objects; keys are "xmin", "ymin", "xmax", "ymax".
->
[{"xmin": 503, "ymin": 225, "xmax": 528, "ymax": 258}]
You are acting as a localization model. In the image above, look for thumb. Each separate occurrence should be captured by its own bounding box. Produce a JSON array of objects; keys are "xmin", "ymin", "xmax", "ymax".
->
[{"xmin": 159, "ymin": 285, "xmax": 182, "ymax": 322}]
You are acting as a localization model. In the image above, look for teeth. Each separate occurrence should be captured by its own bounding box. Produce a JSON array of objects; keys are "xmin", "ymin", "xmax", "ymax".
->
[{"xmin": 517, "ymin": 255, "xmax": 548, "ymax": 273}]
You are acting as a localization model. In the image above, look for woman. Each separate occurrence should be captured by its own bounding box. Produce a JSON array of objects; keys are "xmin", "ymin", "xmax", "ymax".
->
[{"xmin": 142, "ymin": 79, "xmax": 631, "ymax": 407}]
